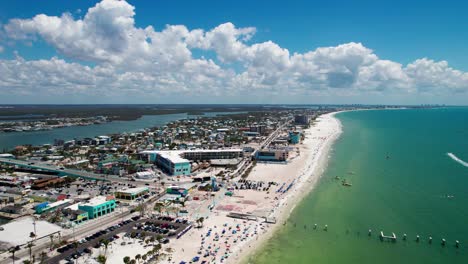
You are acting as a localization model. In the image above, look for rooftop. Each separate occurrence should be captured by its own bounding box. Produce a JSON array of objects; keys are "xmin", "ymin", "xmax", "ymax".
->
[
  {"xmin": 81, "ymin": 196, "xmax": 112, "ymax": 207},
  {"xmin": 0, "ymin": 217, "xmax": 62, "ymax": 248},
  {"xmin": 116, "ymin": 187, "xmax": 149, "ymax": 195}
]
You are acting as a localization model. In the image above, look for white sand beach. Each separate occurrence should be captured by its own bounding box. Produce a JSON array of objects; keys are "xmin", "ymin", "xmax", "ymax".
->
[{"xmin": 162, "ymin": 112, "xmax": 342, "ymax": 264}]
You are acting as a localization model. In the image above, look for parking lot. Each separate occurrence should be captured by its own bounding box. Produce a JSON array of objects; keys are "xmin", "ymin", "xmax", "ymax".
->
[{"xmin": 48, "ymin": 216, "xmax": 190, "ymax": 264}]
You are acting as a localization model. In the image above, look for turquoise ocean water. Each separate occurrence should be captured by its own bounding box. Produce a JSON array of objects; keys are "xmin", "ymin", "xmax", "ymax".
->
[{"xmin": 250, "ymin": 108, "xmax": 468, "ymax": 264}]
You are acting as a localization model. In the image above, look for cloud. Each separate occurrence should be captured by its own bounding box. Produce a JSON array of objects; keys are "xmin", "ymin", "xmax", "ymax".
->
[
  {"xmin": 1, "ymin": 0, "xmax": 468, "ymax": 103},
  {"xmin": 0, "ymin": 45, "xmax": 3, "ymax": 53}
]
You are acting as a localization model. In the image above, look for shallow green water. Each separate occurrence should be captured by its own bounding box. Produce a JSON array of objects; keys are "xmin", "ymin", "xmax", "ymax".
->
[{"xmin": 249, "ymin": 108, "xmax": 468, "ymax": 264}]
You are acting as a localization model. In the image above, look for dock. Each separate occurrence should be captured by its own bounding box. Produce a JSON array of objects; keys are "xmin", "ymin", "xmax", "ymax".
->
[{"xmin": 380, "ymin": 231, "xmax": 397, "ymax": 242}]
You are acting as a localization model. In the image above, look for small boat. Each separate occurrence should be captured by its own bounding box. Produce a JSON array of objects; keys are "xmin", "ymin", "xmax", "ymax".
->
[{"xmin": 334, "ymin": 176, "xmax": 340, "ymax": 180}]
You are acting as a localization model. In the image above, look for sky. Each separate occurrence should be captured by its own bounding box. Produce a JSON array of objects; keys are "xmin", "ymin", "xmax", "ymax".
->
[{"xmin": 0, "ymin": 0, "xmax": 467, "ymax": 105}]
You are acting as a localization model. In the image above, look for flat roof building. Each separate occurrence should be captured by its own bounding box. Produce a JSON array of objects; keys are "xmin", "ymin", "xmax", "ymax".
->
[
  {"xmin": 255, "ymin": 149, "xmax": 289, "ymax": 162},
  {"xmin": 115, "ymin": 187, "xmax": 149, "ymax": 200},
  {"xmin": 142, "ymin": 149, "xmax": 243, "ymax": 176},
  {"xmin": 78, "ymin": 196, "xmax": 116, "ymax": 219}
]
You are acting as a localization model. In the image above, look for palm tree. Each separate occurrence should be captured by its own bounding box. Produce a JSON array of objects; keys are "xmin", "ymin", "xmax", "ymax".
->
[
  {"xmin": 142, "ymin": 254, "xmax": 147, "ymax": 262},
  {"xmin": 154, "ymin": 203, "xmax": 163, "ymax": 215},
  {"xmin": 49, "ymin": 234, "xmax": 54, "ymax": 250},
  {"xmin": 9, "ymin": 246, "xmax": 20, "ymax": 264},
  {"xmin": 135, "ymin": 254, "xmax": 141, "ymax": 263},
  {"xmin": 39, "ymin": 251, "xmax": 48, "ymax": 264},
  {"xmin": 196, "ymin": 217, "xmax": 205, "ymax": 227},
  {"xmin": 97, "ymin": 254, "xmax": 107, "ymax": 264},
  {"xmin": 153, "ymin": 244, "xmax": 162, "ymax": 255},
  {"xmin": 26, "ymin": 241, "xmax": 35, "ymax": 262},
  {"xmin": 129, "ymin": 260, "xmax": 136, "ymax": 264},
  {"xmin": 102, "ymin": 239, "xmax": 110, "ymax": 255},
  {"xmin": 123, "ymin": 256, "xmax": 130, "ymax": 264}
]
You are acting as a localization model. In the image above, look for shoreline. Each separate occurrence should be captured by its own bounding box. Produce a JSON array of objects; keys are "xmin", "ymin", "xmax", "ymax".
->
[
  {"xmin": 158, "ymin": 111, "xmax": 344, "ymax": 264},
  {"xmin": 234, "ymin": 112, "xmax": 343, "ymax": 264}
]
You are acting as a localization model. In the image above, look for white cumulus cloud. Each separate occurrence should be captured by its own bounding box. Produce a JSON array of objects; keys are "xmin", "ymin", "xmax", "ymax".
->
[{"xmin": 1, "ymin": 0, "xmax": 468, "ymax": 103}]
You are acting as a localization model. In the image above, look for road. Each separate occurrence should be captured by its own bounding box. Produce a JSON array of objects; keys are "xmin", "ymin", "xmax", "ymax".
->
[
  {"xmin": 0, "ymin": 191, "xmax": 166, "ymax": 264},
  {"xmin": 0, "ymin": 158, "xmax": 150, "ymax": 186}
]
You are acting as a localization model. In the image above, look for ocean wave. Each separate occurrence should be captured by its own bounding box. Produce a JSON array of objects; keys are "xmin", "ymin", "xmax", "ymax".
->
[{"xmin": 447, "ymin": 153, "xmax": 468, "ymax": 167}]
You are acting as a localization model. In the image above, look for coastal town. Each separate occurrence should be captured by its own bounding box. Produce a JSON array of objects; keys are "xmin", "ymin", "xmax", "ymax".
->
[
  {"xmin": 0, "ymin": 116, "xmax": 109, "ymax": 133},
  {"xmin": 0, "ymin": 107, "xmax": 344, "ymax": 264}
]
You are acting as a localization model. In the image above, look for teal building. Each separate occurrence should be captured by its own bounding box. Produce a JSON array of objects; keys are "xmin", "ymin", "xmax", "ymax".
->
[
  {"xmin": 289, "ymin": 131, "xmax": 301, "ymax": 144},
  {"xmin": 78, "ymin": 196, "xmax": 116, "ymax": 219}
]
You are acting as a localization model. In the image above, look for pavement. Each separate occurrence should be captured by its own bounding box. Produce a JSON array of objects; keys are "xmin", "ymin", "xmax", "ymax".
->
[{"xmin": 46, "ymin": 218, "xmax": 189, "ymax": 264}]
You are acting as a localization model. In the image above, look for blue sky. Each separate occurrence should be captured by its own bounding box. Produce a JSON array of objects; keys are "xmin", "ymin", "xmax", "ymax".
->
[{"xmin": 0, "ymin": 0, "xmax": 467, "ymax": 104}]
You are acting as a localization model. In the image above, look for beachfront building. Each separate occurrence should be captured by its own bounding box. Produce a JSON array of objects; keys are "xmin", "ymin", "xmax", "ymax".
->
[
  {"xmin": 294, "ymin": 115, "xmax": 310, "ymax": 125},
  {"xmin": 289, "ymin": 131, "xmax": 301, "ymax": 144},
  {"xmin": 115, "ymin": 187, "xmax": 149, "ymax": 200},
  {"xmin": 78, "ymin": 196, "xmax": 116, "ymax": 219},
  {"xmin": 182, "ymin": 149, "xmax": 243, "ymax": 161},
  {"xmin": 143, "ymin": 149, "xmax": 243, "ymax": 176},
  {"xmin": 255, "ymin": 149, "xmax": 289, "ymax": 162}
]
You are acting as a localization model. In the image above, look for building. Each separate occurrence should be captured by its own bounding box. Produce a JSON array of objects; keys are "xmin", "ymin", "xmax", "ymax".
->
[
  {"xmin": 115, "ymin": 187, "xmax": 149, "ymax": 200},
  {"xmin": 181, "ymin": 149, "xmax": 243, "ymax": 161},
  {"xmin": 154, "ymin": 152, "xmax": 191, "ymax": 176},
  {"xmin": 134, "ymin": 171, "xmax": 156, "ymax": 181},
  {"xmin": 289, "ymin": 131, "xmax": 301, "ymax": 144},
  {"xmin": 294, "ymin": 115, "xmax": 310, "ymax": 125},
  {"xmin": 63, "ymin": 203, "xmax": 89, "ymax": 224},
  {"xmin": 32, "ymin": 176, "xmax": 65, "ymax": 190},
  {"xmin": 78, "ymin": 196, "xmax": 116, "ymax": 219},
  {"xmin": 143, "ymin": 149, "xmax": 243, "ymax": 176},
  {"xmin": 166, "ymin": 186, "xmax": 188, "ymax": 197},
  {"xmin": 255, "ymin": 149, "xmax": 289, "ymax": 162},
  {"xmin": 35, "ymin": 199, "xmax": 72, "ymax": 214}
]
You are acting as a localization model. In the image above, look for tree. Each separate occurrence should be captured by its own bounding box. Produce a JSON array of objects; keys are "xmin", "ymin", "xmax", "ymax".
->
[
  {"xmin": 135, "ymin": 254, "xmax": 141, "ymax": 263},
  {"xmin": 26, "ymin": 241, "xmax": 35, "ymax": 262},
  {"xmin": 198, "ymin": 217, "xmax": 205, "ymax": 227},
  {"xmin": 39, "ymin": 251, "xmax": 48, "ymax": 264},
  {"xmin": 123, "ymin": 256, "xmax": 130, "ymax": 264},
  {"xmin": 97, "ymin": 254, "xmax": 107, "ymax": 264},
  {"xmin": 9, "ymin": 246, "xmax": 20, "ymax": 264},
  {"xmin": 102, "ymin": 239, "xmax": 110, "ymax": 256},
  {"xmin": 49, "ymin": 234, "xmax": 54, "ymax": 250},
  {"xmin": 142, "ymin": 254, "xmax": 147, "ymax": 262},
  {"xmin": 154, "ymin": 203, "xmax": 163, "ymax": 215},
  {"xmin": 22, "ymin": 260, "xmax": 31, "ymax": 264},
  {"xmin": 153, "ymin": 244, "xmax": 162, "ymax": 254}
]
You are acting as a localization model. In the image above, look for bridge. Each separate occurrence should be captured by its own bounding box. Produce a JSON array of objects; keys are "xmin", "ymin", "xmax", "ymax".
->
[{"xmin": 0, "ymin": 158, "xmax": 139, "ymax": 184}]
